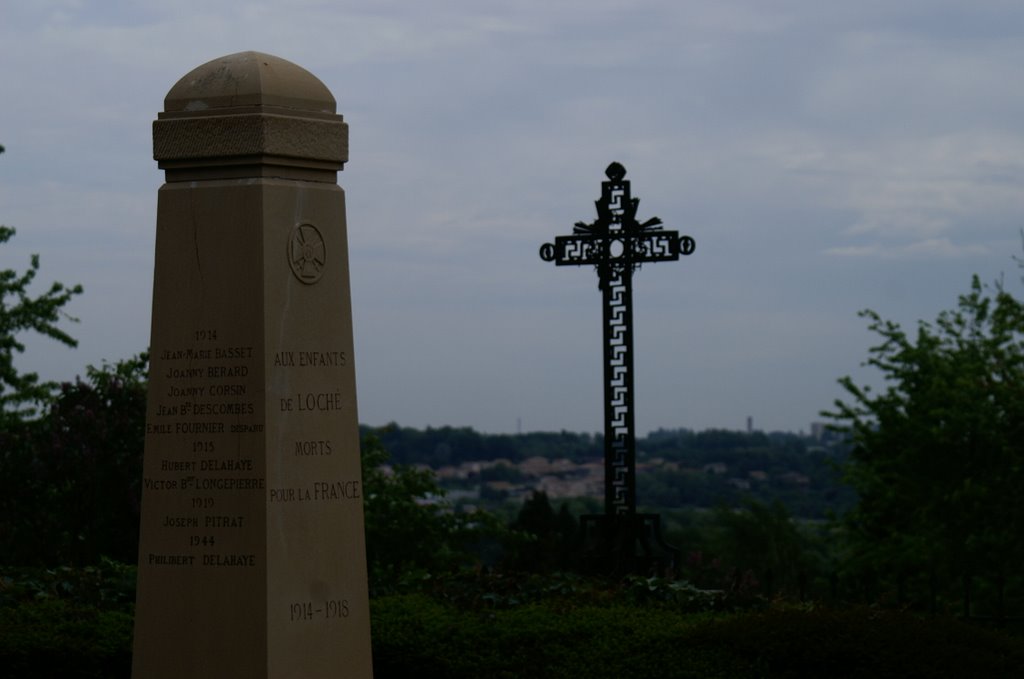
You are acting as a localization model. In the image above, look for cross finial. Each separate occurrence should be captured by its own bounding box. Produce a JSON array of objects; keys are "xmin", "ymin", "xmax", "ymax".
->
[{"xmin": 605, "ymin": 161, "xmax": 626, "ymax": 181}]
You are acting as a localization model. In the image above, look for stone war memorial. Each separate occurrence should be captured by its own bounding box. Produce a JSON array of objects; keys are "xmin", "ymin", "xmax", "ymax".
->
[{"xmin": 132, "ymin": 52, "xmax": 373, "ymax": 677}]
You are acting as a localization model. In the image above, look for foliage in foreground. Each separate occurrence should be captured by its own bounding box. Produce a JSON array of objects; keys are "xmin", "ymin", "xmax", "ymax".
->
[
  {"xmin": 0, "ymin": 598, "xmax": 132, "ymax": 679},
  {"xmin": 0, "ymin": 357, "xmax": 147, "ymax": 566},
  {"xmin": 370, "ymin": 596, "xmax": 1024, "ymax": 679},
  {"xmin": 361, "ymin": 433, "xmax": 512, "ymax": 594},
  {"xmin": 5, "ymin": 562, "xmax": 1024, "ymax": 679},
  {"xmin": 0, "ymin": 558, "xmax": 137, "ymax": 611},
  {"xmin": 0, "ymin": 214, "xmax": 83, "ymax": 422}
]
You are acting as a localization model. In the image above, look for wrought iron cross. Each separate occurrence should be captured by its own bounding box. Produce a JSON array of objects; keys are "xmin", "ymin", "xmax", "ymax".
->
[{"xmin": 540, "ymin": 162, "xmax": 695, "ymax": 574}]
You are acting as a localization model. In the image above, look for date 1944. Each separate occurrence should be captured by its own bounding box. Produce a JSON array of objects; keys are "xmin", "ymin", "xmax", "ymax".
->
[{"xmin": 290, "ymin": 600, "xmax": 350, "ymax": 622}]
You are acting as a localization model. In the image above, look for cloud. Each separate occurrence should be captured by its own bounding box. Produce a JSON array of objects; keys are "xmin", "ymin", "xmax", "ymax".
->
[
  {"xmin": 741, "ymin": 129, "xmax": 1024, "ymax": 258},
  {"xmin": 4, "ymin": 1, "xmax": 1024, "ymax": 434},
  {"xmin": 824, "ymin": 238, "xmax": 990, "ymax": 259}
]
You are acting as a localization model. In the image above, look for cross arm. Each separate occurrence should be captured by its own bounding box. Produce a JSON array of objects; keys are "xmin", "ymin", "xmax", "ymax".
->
[{"xmin": 539, "ymin": 231, "xmax": 694, "ymax": 267}]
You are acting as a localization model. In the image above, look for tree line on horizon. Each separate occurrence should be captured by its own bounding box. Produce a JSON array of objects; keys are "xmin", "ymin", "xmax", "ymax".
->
[{"xmin": 360, "ymin": 421, "xmax": 840, "ymax": 466}]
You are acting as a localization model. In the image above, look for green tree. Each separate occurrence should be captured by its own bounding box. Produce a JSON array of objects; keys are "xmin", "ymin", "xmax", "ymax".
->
[
  {"xmin": 708, "ymin": 500, "xmax": 815, "ymax": 596},
  {"xmin": 507, "ymin": 490, "xmax": 579, "ymax": 572},
  {"xmin": 824, "ymin": 275, "xmax": 1024, "ymax": 589},
  {"xmin": 0, "ymin": 356, "xmax": 147, "ymax": 566},
  {"xmin": 361, "ymin": 432, "xmax": 506, "ymax": 593},
  {"xmin": 0, "ymin": 145, "xmax": 83, "ymax": 421}
]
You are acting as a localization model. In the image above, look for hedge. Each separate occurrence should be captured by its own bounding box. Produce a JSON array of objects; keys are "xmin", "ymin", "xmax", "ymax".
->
[{"xmin": 4, "ymin": 594, "xmax": 1024, "ymax": 678}]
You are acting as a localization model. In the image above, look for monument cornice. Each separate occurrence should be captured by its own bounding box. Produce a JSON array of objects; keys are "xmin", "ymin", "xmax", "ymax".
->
[{"xmin": 153, "ymin": 111, "xmax": 348, "ymax": 182}]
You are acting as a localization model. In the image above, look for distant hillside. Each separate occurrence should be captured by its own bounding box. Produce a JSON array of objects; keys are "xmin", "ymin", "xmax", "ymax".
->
[{"xmin": 360, "ymin": 424, "xmax": 854, "ymax": 519}]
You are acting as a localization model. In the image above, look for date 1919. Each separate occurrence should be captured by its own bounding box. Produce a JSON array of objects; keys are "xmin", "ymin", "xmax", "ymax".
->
[{"xmin": 289, "ymin": 599, "xmax": 350, "ymax": 622}]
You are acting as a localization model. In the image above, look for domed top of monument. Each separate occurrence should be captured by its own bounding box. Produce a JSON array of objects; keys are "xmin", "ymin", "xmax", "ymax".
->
[{"xmin": 164, "ymin": 51, "xmax": 336, "ymax": 115}]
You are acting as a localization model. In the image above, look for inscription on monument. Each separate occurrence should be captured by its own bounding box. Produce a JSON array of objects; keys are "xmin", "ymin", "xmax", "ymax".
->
[
  {"xmin": 143, "ymin": 334, "xmax": 364, "ymax": 571},
  {"xmin": 143, "ymin": 328, "xmax": 262, "ymax": 569},
  {"xmin": 267, "ymin": 346, "xmax": 360, "ymax": 504},
  {"xmin": 289, "ymin": 599, "xmax": 351, "ymax": 622}
]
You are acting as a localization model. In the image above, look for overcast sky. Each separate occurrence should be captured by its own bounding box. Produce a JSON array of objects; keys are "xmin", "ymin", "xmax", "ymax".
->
[{"xmin": 1, "ymin": 1, "xmax": 1022, "ymax": 435}]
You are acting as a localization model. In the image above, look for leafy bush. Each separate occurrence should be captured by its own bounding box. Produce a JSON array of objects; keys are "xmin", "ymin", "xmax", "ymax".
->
[
  {"xmin": 370, "ymin": 594, "xmax": 743, "ymax": 679},
  {"xmin": 0, "ymin": 561, "xmax": 135, "ymax": 678},
  {"xmin": 371, "ymin": 597, "xmax": 1024, "ymax": 678},
  {"xmin": 5, "ymin": 571, "xmax": 1024, "ymax": 679},
  {"xmin": 0, "ymin": 357, "xmax": 147, "ymax": 567},
  {"xmin": 0, "ymin": 559, "xmax": 136, "ymax": 610},
  {"xmin": 0, "ymin": 598, "xmax": 132, "ymax": 679},
  {"xmin": 689, "ymin": 605, "xmax": 1024, "ymax": 678},
  {"xmin": 362, "ymin": 433, "xmax": 512, "ymax": 594}
]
